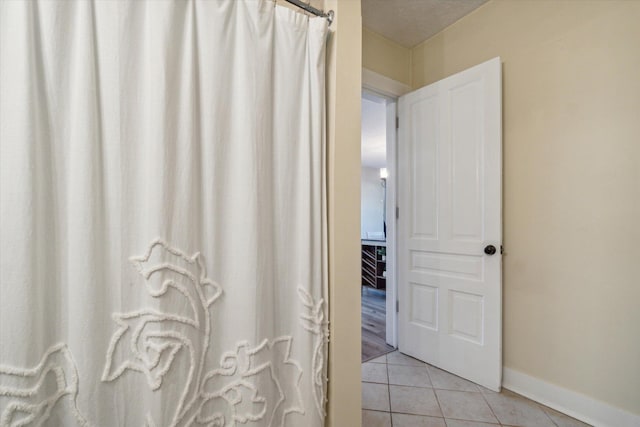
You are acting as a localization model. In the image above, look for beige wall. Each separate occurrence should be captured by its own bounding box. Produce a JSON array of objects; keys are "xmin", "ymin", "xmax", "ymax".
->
[
  {"xmin": 363, "ymin": 26, "xmax": 411, "ymax": 85},
  {"xmin": 411, "ymin": 0, "xmax": 640, "ymax": 415},
  {"xmin": 325, "ymin": 1, "xmax": 362, "ymax": 426}
]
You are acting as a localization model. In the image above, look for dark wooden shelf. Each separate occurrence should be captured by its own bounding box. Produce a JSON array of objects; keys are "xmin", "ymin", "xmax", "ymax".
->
[
  {"xmin": 362, "ymin": 257, "xmax": 376, "ymax": 271},
  {"xmin": 361, "ymin": 243, "xmax": 386, "ymax": 290}
]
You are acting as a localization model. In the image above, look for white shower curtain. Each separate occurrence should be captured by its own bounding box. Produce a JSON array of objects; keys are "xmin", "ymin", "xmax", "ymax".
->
[{"xmin": 0, "ymin": 1, "xmax": 328, "ymax": 426}]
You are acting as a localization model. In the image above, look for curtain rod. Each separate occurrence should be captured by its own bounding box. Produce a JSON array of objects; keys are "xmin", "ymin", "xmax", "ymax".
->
[{"xmin": 283, "ymin": 0, "xmax": 334, "ymax": 25}]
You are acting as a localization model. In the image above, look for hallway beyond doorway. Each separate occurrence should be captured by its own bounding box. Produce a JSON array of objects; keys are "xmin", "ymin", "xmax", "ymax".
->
[{"xmin": 362, "ymin": 287, "xmax": 394, "ymax": 361}]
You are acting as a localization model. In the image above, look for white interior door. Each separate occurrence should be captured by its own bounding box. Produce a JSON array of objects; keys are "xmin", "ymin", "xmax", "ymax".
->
[{"xmin": 397, "ymin": 57, "xmax": 502, "ymax": 391}]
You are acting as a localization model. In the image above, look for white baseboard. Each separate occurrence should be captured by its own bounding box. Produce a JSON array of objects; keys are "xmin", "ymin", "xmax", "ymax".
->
[{"xmin": 502, "ymin": 367, "xmax": 640, "ymax": 427}]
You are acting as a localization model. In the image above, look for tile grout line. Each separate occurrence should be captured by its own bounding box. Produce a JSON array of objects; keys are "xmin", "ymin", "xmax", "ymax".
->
[
  {"xmin": 537, "ymin": 401, "xmax": 561, "ymax": 427},
  {"xmin": 385, "ymin": 360, "xmax": 394, "ymax": 427},
  {"xmin": 364, "ymin": 379, "xmax": 490, "ymax": 393},
  {"xmin": 385, "ymin": 362, "xmax": 427, "ymax": 366},
  {"xmin": 364, "ymin": 379, "xmax": 580, "ymax": 426},
  {"xmin": 366, "ymin": 408, "xmax": 513, "ymax": 425},
  {"xmin": 424, "ymin": 363, "xmax": 434, "ymax": 389},
  {"xmin": 365, "ymin": 358, "xmax": 577, "ymax": 427},
  {"xmin": 432, "ymin": 384, "xmax": 445, "ymax": 422},
  {"xmin": 480, "ymin": 387, "xmax": 573, "ymax": 427},
  {"xmin": 422, "ymin": 365, "xmax": 445, "ymax": 426},
  {"xmin": 368, "ymin": 409, "xmax": 504, "ymax": 423},
  {"xmin": 421, "ymin": 365, "xmax": 448, "ymax": 425},
  {"xmin": 478, "ymin": 386, "xmax": 502, "ymax": 425}
]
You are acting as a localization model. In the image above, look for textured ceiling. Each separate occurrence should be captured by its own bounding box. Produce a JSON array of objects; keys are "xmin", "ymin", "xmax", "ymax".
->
[{"xmin": 362, "ymin": 0, "xmax": 488, "ymax": 48}]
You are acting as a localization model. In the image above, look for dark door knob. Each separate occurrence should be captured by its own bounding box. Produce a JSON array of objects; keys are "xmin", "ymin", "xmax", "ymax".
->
[{"xmin": 484, "ymin": 245, "xmax": 497, "ymax": 255}]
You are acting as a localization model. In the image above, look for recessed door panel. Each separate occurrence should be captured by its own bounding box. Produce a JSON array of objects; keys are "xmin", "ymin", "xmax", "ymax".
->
[
  {"xmin": 410, "ymin": 250, "xmax": 484, "ymax": 281},
  {"xmin": 450, "ymin": 81, "xmax": 483, "ymax": 242},
  {"xmin": 410, "ymin": 95, "xmax": 439, "ymax": 239},
  {"xmin": 449, "ymin": 290, "xmax": 484, "ymax": 345},
  {"xmin": 410, "ymin": 283, "xmax": 438, "ymax": 330}
]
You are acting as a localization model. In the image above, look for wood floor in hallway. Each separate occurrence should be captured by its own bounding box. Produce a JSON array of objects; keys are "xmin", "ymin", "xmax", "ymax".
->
[{"xmin": 362, "ymin": 287, "xmax": 395, "ymax": 362}]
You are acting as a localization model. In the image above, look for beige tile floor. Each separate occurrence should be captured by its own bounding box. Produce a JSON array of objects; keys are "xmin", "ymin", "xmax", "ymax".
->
[{"xmin": 362, "ymin": 351, "xmax": 592, "ymax": 427}]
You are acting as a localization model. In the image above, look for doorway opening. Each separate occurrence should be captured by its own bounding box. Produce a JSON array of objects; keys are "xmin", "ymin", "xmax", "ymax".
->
[{"xmin": 361, "ymin": 90, "xmax": 397, "ymax": 362}]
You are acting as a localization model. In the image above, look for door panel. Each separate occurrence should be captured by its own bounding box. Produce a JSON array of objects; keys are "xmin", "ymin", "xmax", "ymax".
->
[
  {"xmin": 410, "ymin": 94, "xmax": 439, "ymax": 239},
  {"xmin": 451, "ymin": 81, "xmax": 483, "ymax": 241},
  {"xmin": 410, "ymin": 282, "xmax": 438, "ymax": 330},
  {"xmin": 397, "ymin": 57, "xmax": 502, "ymax": 391}
]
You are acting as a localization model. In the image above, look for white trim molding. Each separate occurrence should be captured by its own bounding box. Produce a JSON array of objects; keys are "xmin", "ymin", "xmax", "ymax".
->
[
  {"xmin": 362, "ymin": 68, "xmax": 411, "ymax": 98},
  {"xmin": 503, "ymin": 367, "xmax": 640, "ymax": 427}
]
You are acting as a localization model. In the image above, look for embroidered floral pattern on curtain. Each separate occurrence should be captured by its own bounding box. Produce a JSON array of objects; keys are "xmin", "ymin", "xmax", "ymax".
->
[
  {"xmin": 0, "ymin": 240, "xmax": 324, "ymax": 426},
  {"xmin": 0, "ymin": 1, "xmax": 329, "ymax": 426}
]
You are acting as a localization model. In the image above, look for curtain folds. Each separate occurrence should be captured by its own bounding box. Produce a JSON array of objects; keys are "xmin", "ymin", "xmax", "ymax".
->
[{"xmin": 0, "ymin": 1, "xmax": 328, "ymax": 426}]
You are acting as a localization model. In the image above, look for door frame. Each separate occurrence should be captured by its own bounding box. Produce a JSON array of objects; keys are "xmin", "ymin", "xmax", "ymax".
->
[{"xmin": 362, "ymin": 68, "xmax": 410, "ymax": 348}]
